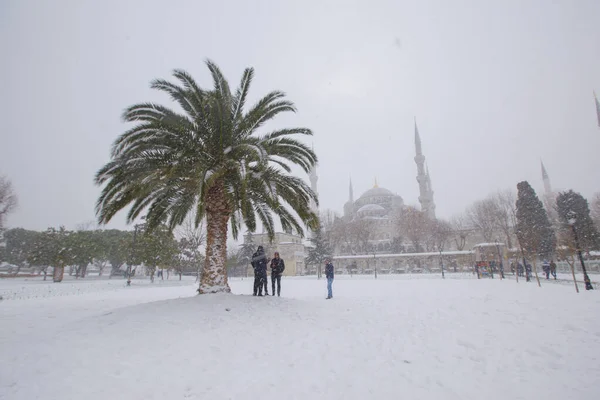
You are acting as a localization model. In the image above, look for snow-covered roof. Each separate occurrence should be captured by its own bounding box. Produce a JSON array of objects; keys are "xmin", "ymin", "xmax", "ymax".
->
[
  {"xmin": 359, "ymin": 187, "xmax": 394, "ymax": 199},
  {"xmin": 357, "ymin": 203, "xmax": 386, "ymax": 213},
  {"xmin": 333, "ymin": 250, "xmax": 474, "ymax": 260}
]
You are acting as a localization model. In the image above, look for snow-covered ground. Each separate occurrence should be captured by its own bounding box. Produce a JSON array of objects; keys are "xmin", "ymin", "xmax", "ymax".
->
[{"xmin": 1, "ymin": 275, "xmax": 599, "ymax": 400}]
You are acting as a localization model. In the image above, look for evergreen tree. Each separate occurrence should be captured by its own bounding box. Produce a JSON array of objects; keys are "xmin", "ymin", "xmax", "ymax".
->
[
  {"xmin": 69, "ymin": 230, "xmax": 99, "ymax": 278},
  {"xmin": 556, "ymin": 190, "xmax": 599, "ymax": 290},
  {"xmin": 137, "ymin": 224, "xmax": 178, "ymax": 281},
  {"xmin": 305, "ymin": 226, "xmax": 332, "ymax": 278},
  {"xmin": 3, "ymin": 228, "xmax": 37, "ymax": 276},
  {"xmin": 237, "ymin": 231, "xmax": 256, "ymax": 277},
  {"xmin": 102, "ymin": 229, "xmax": 133, "ymax": 277},
  {"xmin": 515, "ymin": 181, "xmax": 556, "ymax": 286},
  {"xmin": 30, "ymin": 227, "xmax": 73, "ymax": 283}
]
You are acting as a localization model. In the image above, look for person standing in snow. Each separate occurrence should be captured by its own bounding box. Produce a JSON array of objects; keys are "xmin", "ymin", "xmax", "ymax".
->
[
  {"xmin": 270, "ymin": 252, "xmax": 285, "ymax": 296},
  {"xmin": 325, "ymin": 258, "xmax": 334, "ymax": 299},
  {"xmin": 251, "ymin": 246, "xmax": 268, "ymax": 296},
  {"xmin": 262, "ymin": 258, "xmax": 270, "ymax": 296},
  {"xmin": 550, "ymin": 260, "xmax": 557, "ymax": 280},
  {"xmin": 517, "ymin": 262, "xmax": 524, "ymax": 277},
  {"xmin": 542, "ymin": 260, "xmax": 551, "ymax": 279}
]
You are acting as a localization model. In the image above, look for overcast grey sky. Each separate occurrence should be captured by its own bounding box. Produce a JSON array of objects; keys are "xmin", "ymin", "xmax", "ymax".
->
[{"xmin": 1, "ymin": 0, "xmax": 599, "ymax": 232}]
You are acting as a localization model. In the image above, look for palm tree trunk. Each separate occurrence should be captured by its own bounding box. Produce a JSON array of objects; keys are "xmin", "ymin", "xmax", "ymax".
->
[{"xmin": 199, "ymin": 182, "xmax": 231, "ymax": 294}]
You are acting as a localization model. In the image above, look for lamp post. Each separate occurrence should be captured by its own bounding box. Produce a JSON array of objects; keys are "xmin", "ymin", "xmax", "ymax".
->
[
  {"xmin": 439, "ymin": 248, "xmax": 445, "ymax": 279},
  {"xmin": 568, "ymin": 216, "xmax": 594, "ymax": 290},
  {"xmin": 495, "ymin": 240, "xmax": 505, "ymax": 279},
  {"xmin": 371, "ymin": 244, "xmax": 378, "ymax": 279}
]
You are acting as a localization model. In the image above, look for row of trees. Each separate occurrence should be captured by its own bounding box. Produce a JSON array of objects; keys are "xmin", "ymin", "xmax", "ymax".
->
[
  {"xmin": 0, "ymin": 222, "xmax": 206, "ymax": 283},
  {"xmin": 320, "ymin": 206, "xmax": 454, "ymax": 257},
  {"xmin": 311, "ymin": 181, "xmax": 599, "ymax": 290}
]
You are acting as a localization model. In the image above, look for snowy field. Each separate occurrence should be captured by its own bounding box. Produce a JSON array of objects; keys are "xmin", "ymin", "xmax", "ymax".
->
[{"xmin": 1, "ymin": 275, "xmax": 599, "ymax": 400}]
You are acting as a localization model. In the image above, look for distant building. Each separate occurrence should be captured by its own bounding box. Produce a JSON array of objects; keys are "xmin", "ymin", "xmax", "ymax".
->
[
  {"xmin": 337, "ymin": 119, "xmax": 437, "ymax": 254},
  {"xmin": 341, "ymin": 178, "xmax": 405, "ymax": 253},
  {"xmin": 243, "ymin": 232, "xmax": 307, "ymax": 276}
]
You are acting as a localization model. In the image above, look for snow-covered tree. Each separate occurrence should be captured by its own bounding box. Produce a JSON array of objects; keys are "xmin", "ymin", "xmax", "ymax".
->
[
  {"xmin": 515, "ymin": 181, "xmax": 556, "ymax": 286},
  {"xmin": 556, "ymin": 190, "xmax": 599, "ymax": 290},
  {"xmin": 238, "ymin": 231, "xmax": 256, "ymax": 277},
  {"xmin": 305, "ymin": 226, "xmax": 332, "ymax": 278},
  {"xmin": 0, "ymin": 175, "xmax": 17, "ymax": 232}
]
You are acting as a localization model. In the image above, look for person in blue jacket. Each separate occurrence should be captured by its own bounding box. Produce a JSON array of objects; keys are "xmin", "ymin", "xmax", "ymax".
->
[{"xmin": 325, "ymin": 258, "xmax": 334, "ymax": 299}]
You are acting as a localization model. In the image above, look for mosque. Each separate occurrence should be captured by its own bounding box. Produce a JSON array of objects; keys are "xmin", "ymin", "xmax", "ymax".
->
[
  {"xmin": 246, "ymin": 120, "xmax": 439, "ymax": 274},
  {"xmin": 331, "ymin": 120, "xmax": 437, "ymax": 253}
]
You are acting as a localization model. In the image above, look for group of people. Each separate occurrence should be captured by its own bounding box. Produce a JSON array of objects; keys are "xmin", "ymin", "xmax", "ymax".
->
[
  {"xmin": 250, "ymin": 246, "xmax": 285, "ymax": 296},
  {"xmin": 542, "ymin": 260, "xmax": 558, "ymax": 280},
  {"xmin": 510, "ymin": 260, "xmax": 557, "ymax": 280},
  {"xmin": 250, "ymin": 245, "xmax": 335, "ymax": 299}
]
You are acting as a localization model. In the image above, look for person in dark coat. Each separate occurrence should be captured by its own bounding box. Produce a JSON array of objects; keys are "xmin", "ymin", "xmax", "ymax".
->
[
  {"xmin": 517, "ymin": 262, "xmax": 524, "ymax": 277},
  {"xmin": 251, "ymin": 246, "xmax": 268, "ymax": 296},
  {"xmin": 325, "ymin": 258, "xmax": 334, "ymax": 299},
  {"xmin": 270, "ymin": 252, "xmax": 285, "ymax": 296},
  {"xmin": 550, "ymin": 260, "xmax": 557, "ymax": 280},
  {"xmin": 542, "ymin": 260, "xmax": 551, "ymax": 279}
]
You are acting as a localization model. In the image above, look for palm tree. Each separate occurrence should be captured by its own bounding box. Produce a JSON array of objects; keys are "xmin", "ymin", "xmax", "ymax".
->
[{"xmin": 95, "ymin": 60, "xmax": 318, "ymax": 293}]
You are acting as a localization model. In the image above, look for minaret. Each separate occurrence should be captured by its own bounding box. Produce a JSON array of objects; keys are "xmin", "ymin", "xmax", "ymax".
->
[
  {"xmin": 541, "ymin": 161, "xmax": 552, "ymax": 196},
  {"xmin": 594, "ymin": 91, "xmax": 600, "ymax": 128},
  {"xmin": 414, "ymin": 118, "xmax": 436, "ymax": 219},
  {"xmin": 344, "ymin": 176, "xmax": 354, "ymax": 218},
  {"xmin": 541, "ymin": 160, "xmax": 557, "ymax": 220}
]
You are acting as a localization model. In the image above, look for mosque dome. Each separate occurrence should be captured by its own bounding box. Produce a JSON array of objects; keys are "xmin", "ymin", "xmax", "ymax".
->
[
  {"xmin": 356, "ymin": 203, "xmax": 387, "ymax": 218},
  {"xmin": 357, "ymin": 203, "xmax": 386, "ymax": 213},
  {"xmin": 359, "ymin": 187, "xmax": 394, "ymax": 199}
]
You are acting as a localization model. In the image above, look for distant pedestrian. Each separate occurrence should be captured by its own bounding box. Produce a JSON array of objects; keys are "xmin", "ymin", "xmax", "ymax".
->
[
  {"xmin": 251, "ymin": 246, "xmax": 268, "ymax": 296},
  {"xmin": 517, "ymin": 262, "xmax": 524, "ymax": 277},
  {"xmin": 262, "ymin": 260, "xmax": 270, "ymax": 296},
  {"xmin": 525, "ymin": 262, "xmax": 532, "ymax": 282},
  {"xmin": 270, "ymin": 252, "xmax": 285, "ymax": 296},
  {"xmin": 325, "ymin": 258, "xmax": 334, "ymax": 299},
  {"xmin": 550, "ymin": 260, "xmax": 557, "ymax": 280},
  {"xmin": 542, "ymin": 260, "xmax": 551, "ymax": 279}
]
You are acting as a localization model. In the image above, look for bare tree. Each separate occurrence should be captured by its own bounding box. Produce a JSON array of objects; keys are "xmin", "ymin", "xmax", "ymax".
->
[
  {"xmin": 555, "ymin": 229, "xmax": 580, "ymax": 293},
  {"xmin": 399, "ymin": 206, "xmax": 430, "ymax": 253},
  {"xmin": 466, "ymin": 198, "xmax": 497, "ymax": 242},
  {"xmin": 0, "ymin": 175, "xmax": 17, "ymax": 231},
  {"xmin": 348, "ymin": 218, "xmax": 377, "ymax": 254},
  {"xmin": 319, "ymin": 209, "xmax": 338, "ymax": 231},
  {"xmin": 431, "ymin": 219, "xmax": 453, "ymax": 277},
  {"xmin": 490, "ymin": 190, "xmax": 517, "ymax": 249},
  {"xmin": 328, "ymin": 217, "xmax": 374, "ymax": 255},
  {"xmin": 175, "ymin": 213, "xmax": 206, "ymax": 281},
  {"xmin": 450, "ymin": 214, "xmax": 471, "ymax": 251}
]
